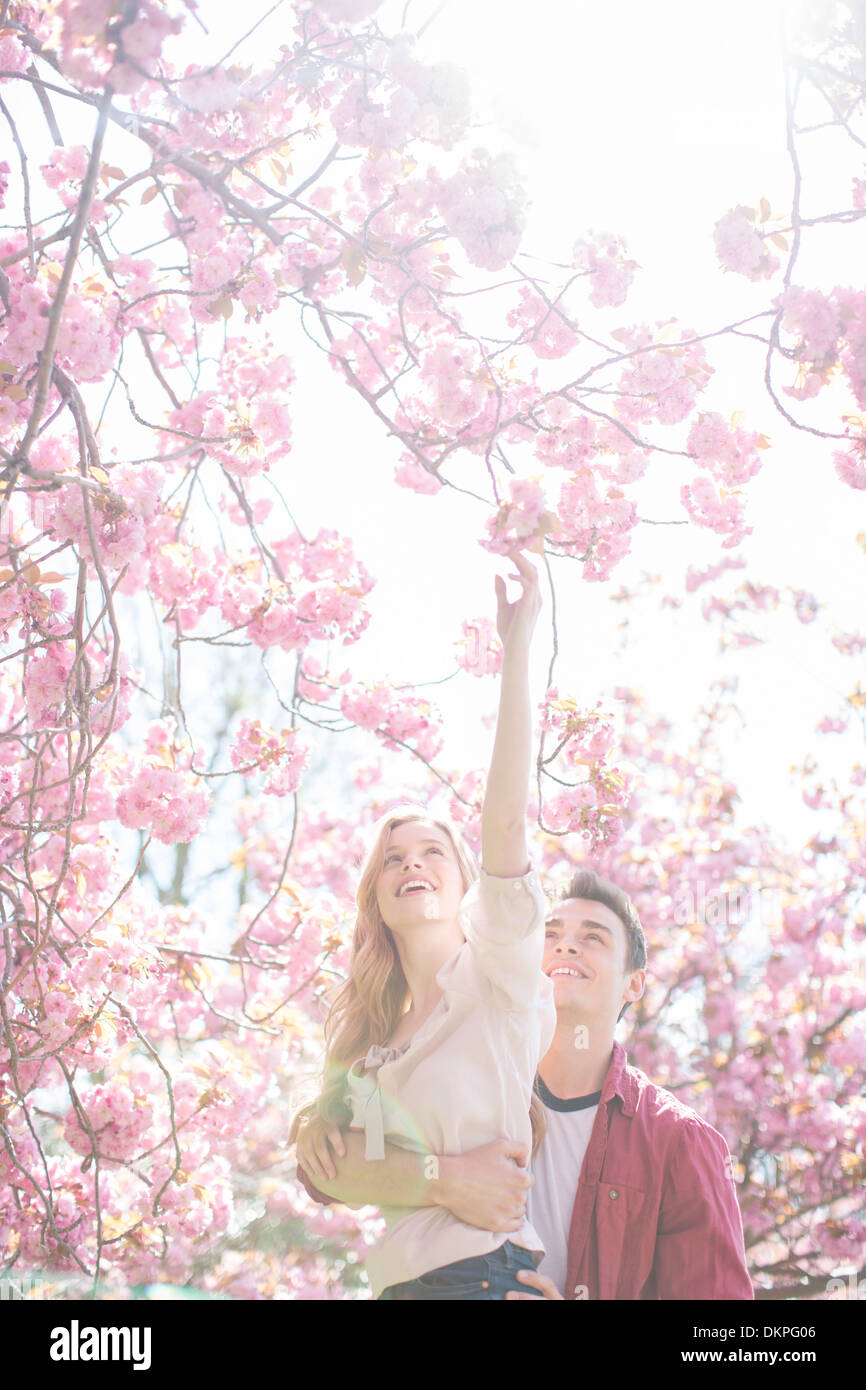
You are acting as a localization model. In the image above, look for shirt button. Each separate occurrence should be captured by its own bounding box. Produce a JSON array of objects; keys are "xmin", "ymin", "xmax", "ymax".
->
[{"xmin": 609, "ymin": 1189, "xmax": 619, "ymax": 1200}]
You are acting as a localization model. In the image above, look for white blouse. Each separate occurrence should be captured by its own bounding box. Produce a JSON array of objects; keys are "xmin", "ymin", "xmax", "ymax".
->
[{"xmin": 345, "ymin": 868, "xmax": 556, "ymax": 1298}]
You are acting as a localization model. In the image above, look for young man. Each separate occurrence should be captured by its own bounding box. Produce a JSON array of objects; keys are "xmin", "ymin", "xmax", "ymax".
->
[{"xmin": 295, "ymin": 869, "xmax": 753, "ymax": 1301}]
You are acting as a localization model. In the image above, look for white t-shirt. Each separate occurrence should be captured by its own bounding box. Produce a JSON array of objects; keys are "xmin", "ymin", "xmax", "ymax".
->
[
  {"xmin": 528, "ymin": 1075, "xmax": 602, "ymax": 1296},
  {"xmin": 345, "ymin": 868, "xmax": 556, "ymax": 1299}
]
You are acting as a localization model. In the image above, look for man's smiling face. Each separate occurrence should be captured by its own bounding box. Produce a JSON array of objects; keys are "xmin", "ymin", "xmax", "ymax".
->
[{"xmin": 543, "ymin": 896, "xmax": 644, "ymax": 1025}]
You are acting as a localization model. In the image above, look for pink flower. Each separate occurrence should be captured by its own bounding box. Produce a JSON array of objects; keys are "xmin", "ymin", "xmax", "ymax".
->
[
  {"xmin": 714, "ymin": 207, "xmax": 779, "ymax": 281},
  {"xmin": 573, "ymin": 231, "xmax": 636, "ymax": 309},
  {"xmin": 834, "ymin": 444, "xmax": 866, "ymax": 490}
]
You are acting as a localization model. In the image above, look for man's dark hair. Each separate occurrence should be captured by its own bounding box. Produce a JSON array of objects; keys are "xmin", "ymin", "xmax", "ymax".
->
[{"xmin": 558, "ymin": 868, "xmax": 647, "ymax": 973}]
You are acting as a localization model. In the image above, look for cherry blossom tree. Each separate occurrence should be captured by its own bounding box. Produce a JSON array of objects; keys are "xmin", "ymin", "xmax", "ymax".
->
[{"xmin": 0, "ymin": 0, "xmax": 863, "ymax": 1299}]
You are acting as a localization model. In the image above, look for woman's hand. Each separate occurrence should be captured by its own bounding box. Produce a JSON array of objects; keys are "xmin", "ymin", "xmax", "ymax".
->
[
  {"xmin": 295, "ymin": 1113, "xmax": 346, "ymax": 1183},
  {"xmin": 495, "ymin": 549, "xmax": 542, "ymax": 655},
  {"xmin": 482, "ymin": 548, "xmax": 542, "ymax": 878}
]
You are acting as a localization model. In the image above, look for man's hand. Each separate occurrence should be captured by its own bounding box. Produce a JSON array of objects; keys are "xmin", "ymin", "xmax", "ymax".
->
[
  {"xmin": 295, "ymin": 1113, "xmax": 345, "ymax": 1183},
  {"xmin": 434, "ymin": 1139, "xmax": 532, "ymax": 1230},
  {"xmin": 505, "ymin": 1269, "xmax": 563, "ymax": 1300}
]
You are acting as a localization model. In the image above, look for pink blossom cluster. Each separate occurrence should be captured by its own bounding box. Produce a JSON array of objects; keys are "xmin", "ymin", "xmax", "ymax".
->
[
  {"xmin": 229, "ymin": 719, "xmax": 311, "ymax": 796},
  {"xmin": 685, "ymin": 556, "xmax": 747, "ymax": 592},
  {"xmin": 148, "ymin": 531, "xmax": 224, "ymax": 628},
  {"xmin": 454, "ymin": 617, "xmax": 502, "ymax": 676},
  {"xmin": 506, "ymin": 286, "xmax": 580, "ymax": 360},
  {"xmin": 780, "ymin": 286, "xmax": 841, "ymax": 400},
  {"xmin": 792, "ymin": 589, "xmax": 819, "ymax": 624},
  {"xmin": 394, "ymin": 453, "xmax": 443, "ymax": 494},
  {"xmin": 615, "ymin": 325, "xmax": 710, "ymax": 427},
  {"xmin": 40, "ymin": 145, "xmax": 106, "ymax": 220},
  {"xmin": 833, "ymin": 287, "xmax": 866, "ymax": 407},
  {"xmin": 539, "ymin": 693, "xmax": 630, "ymax": 846},
  {"xmin": 52, "ymin": 0, "xmax": 184, "ymax": 95},
  {"xmin": 23, "ymin": 642, "xmax": 73, "ymax": 727},
  {"xmin": 63, "ymin": 1077, "xmax": 156, "ymax": 1163},
  {"xmin": 554, "ymin": 473, "xmax": 638, "ymax": 581},
  {"xmin": 166, "ymin": 342, "xmax": 295, "ymax": 478},
  {"xmin": 0, "ymin": 265, "xmax": 121, "ymax": 387},
  {"xmin": 713, "ymin": 206, "xmax": 780, "ymax": 281},
  {"xmin": 534, "ymin": 405, "xmax": 597, "ymax": 469},
  {"xmin": 330, "ymin": 39, "xmax": 469, "ymax": 151},
  {"xmin": 116, "ymin": 727, "xmax": 209, "ymax": 844},
  {"xmin": 415, "ymin": 339, "xmax": 497, "ymax": 432},
  {"xmin": 483, "ymin": 476, "xmax": 552, "ymax": 555},
  {"xmin": 831, "ymin": 630, "xmax": 866, "ymax": 655},
  {"xmin": 816, "ymin": 715, "xmax": 848, "ymax": 734},
  {"xmin": 220, "ymin": 529, "xmax": 373, "ymax": 652},
  {"xmin": 297, "ymin": 657, "xmax": 351, "ymax": 705},
  {"xmin": 834, "ymin": 442, "xmax": 866, "ymax": 490},
  {"xmin": 680, "ymin": 476, "xmax": 751, "ymax": 548},
  {"xmin": 436, "ymin": 152, "xmax": 526, "ymax": 271},
  {"xmin": 687, "ymin": 412, "xmax": 763, "ymax": 488},
  {"xmin": 340, "ymin": 682, "xmax": 443, "ymax": 761},
  {"xmin": 0, "ymin": 33, "xmax": 29, "ymax": 75},
  {"xmin": 41, "ymin": 462, "xmax": 163, "ymax": 587},
  {"xmin": 572, "ymin": 231, "xmax": 636, "ymax": 309},
  {"xmin": 777, "ymin": 286, "xmax": 866, "ymax": 409}
]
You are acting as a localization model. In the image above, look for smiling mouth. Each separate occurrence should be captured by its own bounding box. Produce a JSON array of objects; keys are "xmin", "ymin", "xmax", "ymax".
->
[
  {"xmin": 397, "ymin": 879, "xmax": 436, "ymax": 897},
  {"xmin": 548, "ymin": 966, "xmax": 588, "ymax": 979}
]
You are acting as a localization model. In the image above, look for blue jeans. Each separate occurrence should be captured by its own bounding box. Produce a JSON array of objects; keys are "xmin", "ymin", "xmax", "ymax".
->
[{"xmin": 378, "ymin": 1240, "xmax": 544, "ymax": 1301}]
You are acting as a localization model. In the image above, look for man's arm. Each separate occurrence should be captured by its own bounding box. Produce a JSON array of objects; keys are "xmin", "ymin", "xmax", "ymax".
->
[
  {"xmin": 295, "ymin": 1118, "xmax": 532, "ymax": 1231},
  {"xmin": 654, "ymin": 1119, "xmax": 754, "ymax": 1300}
]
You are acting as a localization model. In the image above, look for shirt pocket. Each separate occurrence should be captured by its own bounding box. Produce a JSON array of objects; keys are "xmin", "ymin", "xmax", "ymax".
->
[{"xmin": 595, "ymin": 1181, "xmax": 646, "ymax": 1300}]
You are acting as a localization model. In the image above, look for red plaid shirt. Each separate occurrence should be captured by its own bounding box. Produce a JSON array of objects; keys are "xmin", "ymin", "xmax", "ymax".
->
[
  {"xmin": 561, "ymin": 1042, "xmax": 753, "ymax": 1300},
  {"xmin": 297, "ymin": 1040, "xmax": 754, "ymax": 1300}
]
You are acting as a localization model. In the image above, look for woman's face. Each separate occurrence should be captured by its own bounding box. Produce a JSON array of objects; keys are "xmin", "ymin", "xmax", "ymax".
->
[{"xmin": 375, "ymin": 821, "xmax": 466, "ymax": 935}]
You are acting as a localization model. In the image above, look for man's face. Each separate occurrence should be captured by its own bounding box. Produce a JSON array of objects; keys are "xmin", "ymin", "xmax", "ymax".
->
[{"xmin": 542, "ymin": 896, "xmax": 645, "ymax": 1027}]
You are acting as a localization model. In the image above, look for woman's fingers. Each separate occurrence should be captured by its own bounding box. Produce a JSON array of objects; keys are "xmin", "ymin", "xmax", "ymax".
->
[{"xmin": 507, "ymin": 548, "xmax": 539, "ymax": 584}]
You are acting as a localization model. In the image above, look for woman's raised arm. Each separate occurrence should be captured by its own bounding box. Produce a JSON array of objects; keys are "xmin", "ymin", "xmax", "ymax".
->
[{"xmin": 481, "ymin": 550, "xmax": 542, "ymax": 879}]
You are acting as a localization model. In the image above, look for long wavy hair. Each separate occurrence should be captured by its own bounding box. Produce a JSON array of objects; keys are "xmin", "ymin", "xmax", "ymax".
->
[{"xmin": 293, "ymin": 805, "xmax": 546, "ymax": 1155}]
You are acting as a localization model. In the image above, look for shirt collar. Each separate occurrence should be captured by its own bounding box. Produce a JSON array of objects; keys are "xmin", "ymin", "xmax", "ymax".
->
[{"xmin": 600, "ymin": 1040, "xmax": 639, "ymax": 1116}]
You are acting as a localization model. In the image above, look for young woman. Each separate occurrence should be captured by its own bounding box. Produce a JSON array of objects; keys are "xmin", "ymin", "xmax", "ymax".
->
[{"xmin": 294, "ymin": 552, "xmax": 555, "ymax": 1299}]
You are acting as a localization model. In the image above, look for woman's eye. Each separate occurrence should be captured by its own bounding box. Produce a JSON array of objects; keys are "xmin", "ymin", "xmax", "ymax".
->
[{"xmin": 427, "ymin": 846, "xmax": 444, "ymax": 855}]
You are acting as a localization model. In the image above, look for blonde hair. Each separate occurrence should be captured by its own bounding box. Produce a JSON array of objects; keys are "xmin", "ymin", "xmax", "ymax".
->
[{"xmin": 292, "ymin": 805, "xmax": 546, "ymax": 1156}]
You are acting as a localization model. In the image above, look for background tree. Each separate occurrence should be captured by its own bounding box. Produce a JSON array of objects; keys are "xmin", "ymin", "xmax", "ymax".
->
[{"xmin": 0, "ymin": 0, "xmax": 863, "ymax": 1298}]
